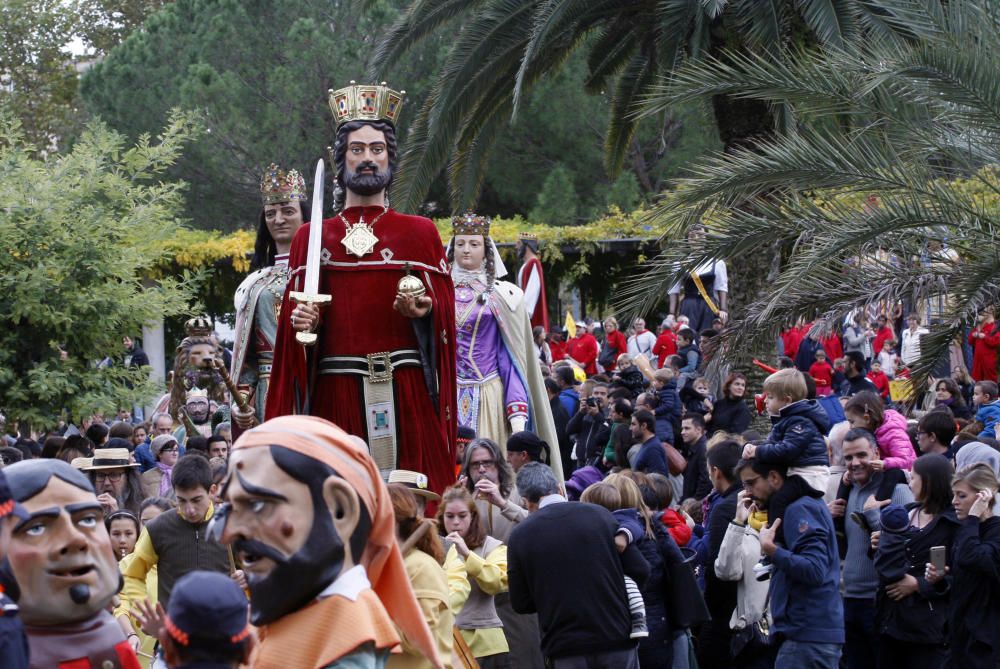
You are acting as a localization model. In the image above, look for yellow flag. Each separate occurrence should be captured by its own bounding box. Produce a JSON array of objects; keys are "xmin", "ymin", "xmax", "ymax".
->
[{"xmin": 564, "ymin": 311, "xmax": 577, "ymax": 339}]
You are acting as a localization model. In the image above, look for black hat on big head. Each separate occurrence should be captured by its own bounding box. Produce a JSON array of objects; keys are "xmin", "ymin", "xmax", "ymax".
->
[
  {"xmin": 164, "ymin": 571, "xmax": 250, "ymax": 650},
  {"xmin": 0, "ymin": 468, "xmax": 28, "ymax": 521}
]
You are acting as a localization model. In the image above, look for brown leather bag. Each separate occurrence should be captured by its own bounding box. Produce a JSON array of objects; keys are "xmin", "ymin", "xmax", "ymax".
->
[{"xmin": 663, "ymin": 442, "xmax": 687, "ymax": 476}]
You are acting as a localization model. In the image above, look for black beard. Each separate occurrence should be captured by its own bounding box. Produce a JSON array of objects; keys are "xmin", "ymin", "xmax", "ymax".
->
[
  {"xmin": 344, "ymin": 165, "xmax": 392, "ymax": 196},
  {"xmin": 243, "ymin": 509, "xmax": 345, "ymax": 626}
]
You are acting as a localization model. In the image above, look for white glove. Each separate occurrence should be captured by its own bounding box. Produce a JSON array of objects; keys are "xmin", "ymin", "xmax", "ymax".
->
[{"xmin": 509, "ymin": 415, "xmax": 527, "ymax": 434}]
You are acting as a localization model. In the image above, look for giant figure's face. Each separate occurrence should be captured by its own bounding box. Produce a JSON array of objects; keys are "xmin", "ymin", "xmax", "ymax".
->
[
  {"xmin": 263, "ymin": 200, "xmax": 304, "ymax": 247},
  {"xmin": 8, "ymin": 477, "xmax": 120, "ymax": 625},
  {"xmin": 185, "ymin": 396, "xmax": 211, "ymax": 424},
  {"xmin": 343, "ymin": 125, "xmax": 392, "ymax": 196},
  {"xmin": 218, "ymin": 445, "xmax": 361, "ymax": 625},
  {"xmin": 453, "ymin": 235, "xmax": 486, "ymax": 271},
  {"xmin": 188, "ymin": 343, "xmax": 216, "ymax": 369}
]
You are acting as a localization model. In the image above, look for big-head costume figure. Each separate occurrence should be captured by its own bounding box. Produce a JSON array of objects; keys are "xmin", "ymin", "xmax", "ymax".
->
[
  {"xmin": 230, "ymin": 164, "xmax": 310, "ymax": 439},
  {"xmin": 213, "ymin": 415, "xmax": 443, "ymax": 668},
  {"xmin": 267, "ymin": 82, "xmax": 457, "ymax": 495},
  {"xmin": 3, "ymin": 459, "xmax": 140, "ymax": 669}
]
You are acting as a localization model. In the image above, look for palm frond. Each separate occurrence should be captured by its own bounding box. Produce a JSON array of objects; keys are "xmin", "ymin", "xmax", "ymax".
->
[
  {"xmin": 369, "ymin": 0, "xmax": 485, "ymax": 79},
  {"xmin": 604, "ymin": 50, "xmax": 656, "ymax": 178},
  {"xmin": 796, "ymin": 0, "xmax": 859, "ymax": 48},
  {"xmin": 514, "ymin": 0, "xmax": 622, "ymax": 111},
  {"xmin": 733, "ymin": 0, "xmax": 789, "ymax": 51},
  {"xmin": 584, "ymin": 20, "xmax": 639, "ymax": 93}
]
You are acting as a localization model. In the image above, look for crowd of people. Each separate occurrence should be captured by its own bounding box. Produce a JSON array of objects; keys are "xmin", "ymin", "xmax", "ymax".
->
[
  {"xmin": 3, "ymin": 79, "xmax": 1000, "ymax": 669},
  {"xmin": 2, "ymin": 306, "xmax": 1000, "ymax": 669}
]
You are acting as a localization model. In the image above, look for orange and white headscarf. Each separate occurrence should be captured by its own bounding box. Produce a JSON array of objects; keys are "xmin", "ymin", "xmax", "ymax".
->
[{"xmin": 234, "ymin": 415, "xmax": 443, "ymax": 668}]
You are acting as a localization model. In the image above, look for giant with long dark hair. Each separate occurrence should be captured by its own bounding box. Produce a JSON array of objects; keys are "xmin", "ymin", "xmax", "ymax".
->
[{"xmin": 251, "ymin": 199, "xmax": 311, "ymax": 271}]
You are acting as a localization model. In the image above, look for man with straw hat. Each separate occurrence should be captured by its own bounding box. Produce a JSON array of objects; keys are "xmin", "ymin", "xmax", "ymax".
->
[
  {"xmin": 81, "ymin": 446, "xmax": 144, "ymax": 516},
  {"xmin": 212, "ymin": 415, "xmax": 443, "ymax": 668}
]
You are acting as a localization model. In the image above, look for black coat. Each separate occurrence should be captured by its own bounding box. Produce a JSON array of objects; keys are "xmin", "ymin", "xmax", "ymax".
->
[
  {"xmin": 635, "ymin": 523, "xmax": 685, "ymax": 668},
  {"xmin": 948, "ymin": 515, "xmax": 1000, "ymax": 668},
  {"xmin": 708, "ymin": 397, "xmax": 752, "ymax": 436},
  {"xmin": 874, "ymin": 505, "xmax": 960, "ymax": 645}
]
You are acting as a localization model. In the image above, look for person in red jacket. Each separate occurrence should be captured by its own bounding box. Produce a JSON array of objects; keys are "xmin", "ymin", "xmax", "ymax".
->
[
  {"xmin": 600, "ymin": 317, "xmax": 628, "ymax": 372},
  {"xmin": 821, "ymin": 331, "xmax": 843, "ymax": 364},
  {"xmin": 652, "ymin": 318, "xmax": 678, "ymax": 369},
  {"xmin": 566, "ymin": 323, "xmax": 599, "ymax": 376},
  {"xmin": 872, "ymin": 314, "xmax": 895, "ymax": 356},
  {"xmin": 969, "ymin": 308, "xmax": 1000, "ymax": 382},
  {"xmin": 781, "ymin": 323, "xmax": 802, "ymax": 360},
  {"xmin": 867, "ymin": 360, "xmax": 891, "ymax": 399},
  {"xmin": 549, "ymin": 330, "xmax": 567, "ymax": 362},
  {"xmin": 809, "ymin": 349, "xmax": 835, "ymax": 396}
]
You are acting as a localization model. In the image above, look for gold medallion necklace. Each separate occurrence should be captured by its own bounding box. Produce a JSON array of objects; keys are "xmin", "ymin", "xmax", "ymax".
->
[{"xmin": 340, "ymin": 205, "xmax": 389, "ymax": 258}]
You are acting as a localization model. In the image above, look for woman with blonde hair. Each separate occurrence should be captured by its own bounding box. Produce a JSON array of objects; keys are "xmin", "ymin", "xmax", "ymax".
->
[
  {"xmin": 925, "ymin": 463, "xmax": 1000, "ymax": 668},
  {"xmin": 388, "ymin": 484, "xmax": 455, "ymax": 669},
  {"xmin": 600, "ymin": 317, "xmax": 628, "ymax": 372},
  {"xmin": 601, "ymin": 473, "xmax": 689, "ymax": 668},
  {"xmin": 437, "ymin": 486, "xmax": 510, "ymax": 668}
]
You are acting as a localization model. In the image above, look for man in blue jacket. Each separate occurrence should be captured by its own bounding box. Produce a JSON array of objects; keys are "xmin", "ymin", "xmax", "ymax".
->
[{"xmin": 738, "ymin": 457, "xmax": 844, "ymax": 668}]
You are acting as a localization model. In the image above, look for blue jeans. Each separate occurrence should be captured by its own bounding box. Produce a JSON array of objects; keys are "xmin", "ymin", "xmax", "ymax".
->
[{"xmin": 775, "ymin": 641, "xmax": 841, "ymax": 669}]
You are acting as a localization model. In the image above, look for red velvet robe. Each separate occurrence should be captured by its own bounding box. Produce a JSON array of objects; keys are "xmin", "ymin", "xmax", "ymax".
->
[
  {"xmin": 517, "ymin": 256, "xmax": 549, "ymax": 332},
  {"xmin": 266, "ymin": 206, "xmax": 457, "ymax": 495}
]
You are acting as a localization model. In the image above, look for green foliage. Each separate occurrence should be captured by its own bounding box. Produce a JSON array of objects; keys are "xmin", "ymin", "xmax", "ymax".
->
[
  {"xmin": 0, "ymin": 0, "xmax": 83, "ymax": 150},
  {"xmin": 0, "ymin": 111, "xmax": 202, "ymax": 428},
  {"xmin": 622, "ymin": 0, "xmax": 1000, "ymax": 385},
  {"xmin": 372, "ymin": 0, "xmax": 910, "ymax": 213},
  {"xmin": 606, "ymin": 172, "xmax": 642, "ymax": 212},
  {"xmin": 530, "ymin": 165, "xmax": 579, "ymax": 226},
  {"xmin": 80, "ymin": 0, "xmax": 443, "ymax": 232}
]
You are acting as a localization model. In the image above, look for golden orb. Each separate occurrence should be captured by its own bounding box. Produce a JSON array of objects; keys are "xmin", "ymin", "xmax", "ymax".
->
[{"xmin": 397, "ymin": 274, "xmax": 426, "ymax": 298}]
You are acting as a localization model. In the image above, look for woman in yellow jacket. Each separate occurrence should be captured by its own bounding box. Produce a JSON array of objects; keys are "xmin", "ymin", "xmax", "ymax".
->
[
  {"xmin": 112, "ymin": 497, "xmax": 172, "ymax": 668},
  {"xmin": 388, "ymin": 483, "xmax": 455, "ymax": 669},
  {"xmin": 438, "ymin": 486, "xmax": 510, "ymax": 669}
]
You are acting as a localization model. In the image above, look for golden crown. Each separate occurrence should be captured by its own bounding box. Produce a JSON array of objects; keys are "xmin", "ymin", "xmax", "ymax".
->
[
  {"xmin": 185, "ymin": 387, "xmax": 209, "ymax": 400},
  {"xmin": 328, "ymin": 81, "xmax": 406, "ymax": 127},
  {"xmin": 260, "ymin": 163, "xmax": 308, "ymax": 205},
  {"xmin": 452, "ymin": 212, "xmax": 491, "ymax": 237},
  {"xmin": 185, "ymin": 316, "xmax": 213, "ymax": 338},
  {"xmin": 517, "ymin": 232, "xmax": 538, "ymax": 241}
]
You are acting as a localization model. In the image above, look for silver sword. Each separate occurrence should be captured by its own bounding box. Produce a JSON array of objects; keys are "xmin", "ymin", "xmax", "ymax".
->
[{"xmin": 288, "ymin": 158, "xmax": 331, "ymax": 345}]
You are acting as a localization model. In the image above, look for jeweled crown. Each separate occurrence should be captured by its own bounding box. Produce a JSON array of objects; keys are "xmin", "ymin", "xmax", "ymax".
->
[
  {"xmin": 328, "ymin": 81, "xmax": 406, "ymax": 127},
  {"xmin": 260, "ymin": 164, "xmax": 308, "ymax": 205},
  {"xmin": 518, "ymin": 232, "xmax": 538, "ymax": 241},
  {"xmin": 185, "ymin": 316, "xmax": 213, "ymax": 338},
  {"xmin": 185, "ymin": 387, "xmax": 209, "ymax": 400},
  {"xmin": 452, "ymin": 212, "xmax": 491, "ymax": 237}
]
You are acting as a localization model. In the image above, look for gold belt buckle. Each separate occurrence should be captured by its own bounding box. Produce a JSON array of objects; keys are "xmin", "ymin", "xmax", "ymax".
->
[{"xmin": 367, "ymin": 352, "xmax": 393, "ymax": 383}]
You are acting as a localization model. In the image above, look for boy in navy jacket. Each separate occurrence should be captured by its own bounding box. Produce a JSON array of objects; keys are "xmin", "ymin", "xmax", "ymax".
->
[{"xmin": 743, "ymin": 368, "xmax": 830, "ymax": 579}]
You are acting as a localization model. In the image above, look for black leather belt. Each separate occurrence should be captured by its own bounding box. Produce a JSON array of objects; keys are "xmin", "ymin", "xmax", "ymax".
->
[{"xmin": 318, "ymin": 350, "xmax": 422, "ymax": 383}]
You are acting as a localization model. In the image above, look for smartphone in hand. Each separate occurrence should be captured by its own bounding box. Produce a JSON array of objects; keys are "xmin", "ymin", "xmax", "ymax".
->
[{"xmin": 929, "ymin": 545, "xmax": 946, "ymax": 572}]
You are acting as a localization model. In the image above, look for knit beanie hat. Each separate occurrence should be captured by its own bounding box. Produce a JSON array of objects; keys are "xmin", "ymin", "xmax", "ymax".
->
[
  {"xmin": 150, "ymin": 434, "xmax": 178, "ymax": 458},
  {"xmin": 880, "ymin": 503, "xmax": 909, "ymax": 533}
]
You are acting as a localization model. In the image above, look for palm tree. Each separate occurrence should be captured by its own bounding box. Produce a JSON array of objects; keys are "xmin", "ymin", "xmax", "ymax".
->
[
  {"xmin": 370, "ymin": 0, "xmax": 914, "ymax": 212},
  {"xmin": 620, "ymin": 0, "xmax": 1000, "ymax": 382}
]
